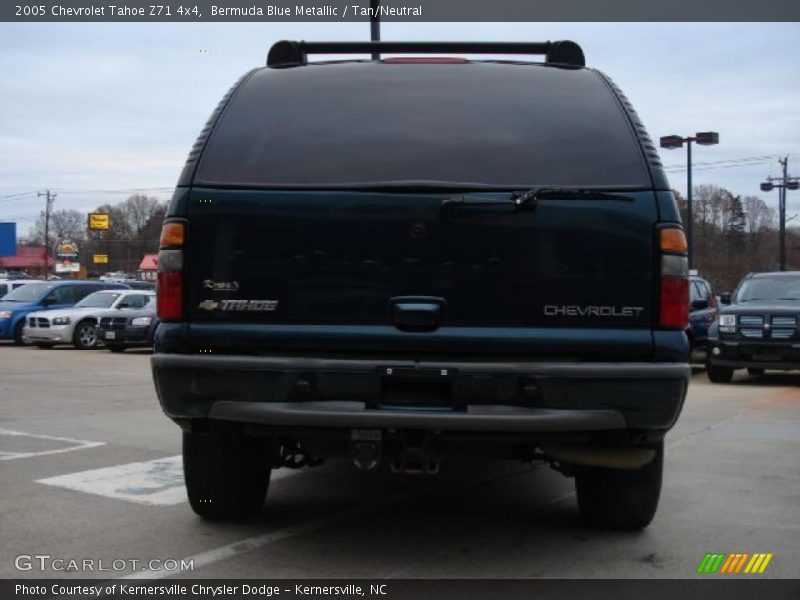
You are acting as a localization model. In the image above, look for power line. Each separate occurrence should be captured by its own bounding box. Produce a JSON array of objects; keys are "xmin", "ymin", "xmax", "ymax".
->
[
  {"xmin": 663, "ymin": 156, "xmax": 777, "ymax": 172},
  {"xmin": 0, "ymin": 191, "xmax": 38, "ymax": 200}
]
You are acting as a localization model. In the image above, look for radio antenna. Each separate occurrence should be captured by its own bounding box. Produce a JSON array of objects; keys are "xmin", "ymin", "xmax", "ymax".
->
[{"xmin": 370, "ymin": 0, "xmax": 380, "ymax": 59}]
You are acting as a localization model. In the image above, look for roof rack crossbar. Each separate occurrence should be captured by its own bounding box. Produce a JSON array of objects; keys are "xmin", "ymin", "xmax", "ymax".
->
[{"xmin": 267, "ymin": 41, "xmax": 585, "ymax": 69}]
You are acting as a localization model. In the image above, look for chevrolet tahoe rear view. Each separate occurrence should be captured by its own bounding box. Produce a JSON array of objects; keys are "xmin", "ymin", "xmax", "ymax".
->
[{"xmin": 151, "ymin": 40, "xmax": 691, "ymax": 530}]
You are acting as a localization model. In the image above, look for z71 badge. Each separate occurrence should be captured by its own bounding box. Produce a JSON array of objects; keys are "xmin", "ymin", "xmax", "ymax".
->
[
  {"xmin": 203, "ymin": 279, "xmax": 239, "ymax": 292},
  {"xmin": 198, "ymin": 299, "xmax": 278, "ymax": 312}
]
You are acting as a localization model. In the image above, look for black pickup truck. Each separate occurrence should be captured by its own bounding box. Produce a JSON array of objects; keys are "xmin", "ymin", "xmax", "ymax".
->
[{"xmin": 151, "ymin": 40, "xmax": 691, "ymax": 529}]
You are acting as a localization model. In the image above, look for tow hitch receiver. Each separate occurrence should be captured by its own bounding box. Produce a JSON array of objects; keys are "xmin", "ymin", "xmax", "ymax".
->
[{"xmin": 351, "ymin": 429, "xmax": 382, "ymax": 471}]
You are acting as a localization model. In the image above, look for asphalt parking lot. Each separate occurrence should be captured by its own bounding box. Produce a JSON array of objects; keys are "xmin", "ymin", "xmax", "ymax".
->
[{"xmin": 1, "ymin": 343, "xmax": 798, "ymax": 580}]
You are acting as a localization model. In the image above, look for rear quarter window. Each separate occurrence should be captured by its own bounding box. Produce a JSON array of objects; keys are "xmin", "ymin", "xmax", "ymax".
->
[{"xmin": 195, "ymin": 62, "xmax": 651, "ymax": 189}]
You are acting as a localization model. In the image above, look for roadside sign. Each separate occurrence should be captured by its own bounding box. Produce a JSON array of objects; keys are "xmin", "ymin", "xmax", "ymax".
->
[
  {"xmin": 0, "ymin": 222, "xmax": 16, "ymax": 257},
  {"xmin": 55, "ymin": 262, "xmax": 80, "ymax": 273},
  {"xmin": 54, "ymin": 238, "xmax": 80, "ymax": 273},
  {"xmin": 93, "ymin": 254, "xmax": 109, "ymax": 264},
  {"xmin": 88, "ymin": 213, "xmax": 110, "ymax": 230}
]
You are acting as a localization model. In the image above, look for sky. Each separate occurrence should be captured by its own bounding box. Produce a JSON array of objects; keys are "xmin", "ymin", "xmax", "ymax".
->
[{"xmin": 1, "ymin": 21, "xmax": 799, "ymax": 238}]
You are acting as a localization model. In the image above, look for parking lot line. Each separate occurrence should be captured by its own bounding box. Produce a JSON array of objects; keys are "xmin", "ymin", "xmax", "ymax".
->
[
  {"xmin": 121, "ymin": 488, "xmax": 428, "ymax": 579},
  {"xmin": 0, "ymin": 427, "xmax": 106, "ymax": 461},
  {"xmin": 36, "ymin": 455, "xmax": 298, "ymax": 506}
]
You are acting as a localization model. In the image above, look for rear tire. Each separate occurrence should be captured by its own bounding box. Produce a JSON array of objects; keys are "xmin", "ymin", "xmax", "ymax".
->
[
  {"xmin": 574, "ymin": 442, "xmax": 663, "ymax": 531},
  {"xmin": 183, "ymin": 427, "xmax": 273, "ymax": 521},
  {"xmin": 73, "ymin": 320, "xmax": 98, "ymax": 350},
  {"xmin": 108, "ymin": 344, "xmax": 126, "ymax": 353},
  {"xmin": 707, "ymin": 364, "xmax": 734, "ymax": 383},
  {"xmin": 747, "ymin": 368, "xmax": 765, "ymax": 377}
]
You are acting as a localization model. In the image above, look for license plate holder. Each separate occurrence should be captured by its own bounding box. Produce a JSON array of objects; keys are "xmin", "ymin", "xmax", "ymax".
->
[
  {"xmin": 370, "ymin": 367, "xmax": 462, "ymax": 411},
  {"xmin": 105, "ymin": 331, "xmax": 116, "ymax": 340}
]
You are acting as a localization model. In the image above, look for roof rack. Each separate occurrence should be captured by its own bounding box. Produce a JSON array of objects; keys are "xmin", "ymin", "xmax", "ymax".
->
[{"xmin": 267, "ymin": 40, "xmax": 585, "ymax": 69}]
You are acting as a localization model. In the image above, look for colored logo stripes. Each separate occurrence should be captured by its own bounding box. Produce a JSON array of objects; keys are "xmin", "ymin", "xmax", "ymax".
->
[{"xmin": 697, "ymin": 552, "xmax": 773, "ymax": 574}]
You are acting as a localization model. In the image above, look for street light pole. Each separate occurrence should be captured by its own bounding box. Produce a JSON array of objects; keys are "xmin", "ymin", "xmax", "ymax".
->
[
  {"xmin": 686, "ymin": 139, "xmax": 693, "ymax": 268},
  {"xmin": 659, "ymin": 131, "xmax": 719, "ymax": 270}
]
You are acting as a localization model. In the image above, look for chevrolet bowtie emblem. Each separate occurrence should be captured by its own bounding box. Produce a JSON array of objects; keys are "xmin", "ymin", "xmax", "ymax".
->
[{"xmin": 197, "ymin": 300, "xmax": 220, "ymax": 311}]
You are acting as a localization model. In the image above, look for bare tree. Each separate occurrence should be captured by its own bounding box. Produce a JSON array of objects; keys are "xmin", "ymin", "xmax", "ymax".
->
[
  {"xmin": 27, "ymin": 209, "xmax": 86, "ymax": 248},
  {"xmin": 84, "ymin": 195, "xmax": 166, "ymax": 273},
  {"xmin": 123, "ymin": 194, "xmax": 161, "ymax": 236}
]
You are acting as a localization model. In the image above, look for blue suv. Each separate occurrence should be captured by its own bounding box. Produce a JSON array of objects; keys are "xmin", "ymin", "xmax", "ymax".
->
[
  {"xmin": 0, "ymin": 280, "xmax": 129, "ymax": 344},
  {"xmin": 688, "ymin": 275, "xmax": 717, "ymax": 356}
]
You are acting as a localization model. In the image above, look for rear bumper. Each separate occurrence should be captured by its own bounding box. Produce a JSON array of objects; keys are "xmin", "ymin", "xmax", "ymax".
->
[
  {"xmin": 708, "ymin": 339, "xmax": 800, "ymax": 371},
  {"xmin": 152, "ymin": 354, "xmax": 690, "ymax": 432}
]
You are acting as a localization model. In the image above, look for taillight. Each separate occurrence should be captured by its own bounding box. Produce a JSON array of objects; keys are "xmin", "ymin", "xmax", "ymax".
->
[
  {"xmin": 658, "ymin": 227, "xmax": 689, "ymax": 329},
  {"xmin": 157, "ymin": 221, "xmax": 186, "ymax": 320}
]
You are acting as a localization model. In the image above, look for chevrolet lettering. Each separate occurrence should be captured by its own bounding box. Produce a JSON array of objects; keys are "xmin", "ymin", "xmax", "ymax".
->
[{"xmin": 543, "ymin": 305, "xmax": 645, "ymax": 318}]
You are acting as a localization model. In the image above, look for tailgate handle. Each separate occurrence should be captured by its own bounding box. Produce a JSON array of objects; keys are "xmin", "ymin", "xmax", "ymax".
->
[{"xmin": 390, "ymin": 296, "xmax": 446, "ymax": 332}]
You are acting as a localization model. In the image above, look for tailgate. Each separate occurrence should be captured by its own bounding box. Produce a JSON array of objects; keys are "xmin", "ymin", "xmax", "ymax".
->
[{"xmin": 184, "ymin": 189, "xmax": 657, "ymax": 357}]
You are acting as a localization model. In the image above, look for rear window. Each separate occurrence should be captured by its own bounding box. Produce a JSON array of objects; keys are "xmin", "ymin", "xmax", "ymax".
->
[{"xmin": 195, "ymin": 62, "xmax": 650, "ymax": 189}]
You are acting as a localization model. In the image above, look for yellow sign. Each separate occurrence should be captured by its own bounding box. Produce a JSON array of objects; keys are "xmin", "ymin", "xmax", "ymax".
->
[
  {"xmin": 88, "ymin": 213, "xmax": 110, "ymax": 230},
  {"xmin": 93, "ymin": 254, "xmax": 109, "ymax": 264}
]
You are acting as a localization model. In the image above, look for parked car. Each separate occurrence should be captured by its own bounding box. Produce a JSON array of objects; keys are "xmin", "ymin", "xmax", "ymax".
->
[
  {"xmin": 0, "ymin": 279, "xmax": 42, "ymax": 299},
  {"xmin": 687, "ymin": 274, "xmax": 718, "ymax": 359},
  {"xmin": 0, "ymin": 280, "xmax": 129, "ymax": 344},
  {"xmin": 151, "ymin": 40, "xmax": 691, "ymax": 529},
  {"xmin": 97, "ymin": 293, "xmax": 159, "ymax": 352},
  {"xmin": 24, "ymin": 289, "xmax": 153, "ymax": 350},
  {"xmin": 706, "ymin": 271, "xmax": 800, "ymax": 382},
  {"xmin": 0, "ymin": 270, "xmax": 33, "ymax": 280}
]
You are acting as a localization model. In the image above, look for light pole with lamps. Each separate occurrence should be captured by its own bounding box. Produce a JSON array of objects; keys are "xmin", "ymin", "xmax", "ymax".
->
[{"xmin": 659, "ymin": 132, "xmax": 720, "ymax": 269}]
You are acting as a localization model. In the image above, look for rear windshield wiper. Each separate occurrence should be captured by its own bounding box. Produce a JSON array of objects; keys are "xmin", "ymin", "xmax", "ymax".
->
[{"xmin": 439, "ymin": 187, "xmax": 632, "ymax": 216}]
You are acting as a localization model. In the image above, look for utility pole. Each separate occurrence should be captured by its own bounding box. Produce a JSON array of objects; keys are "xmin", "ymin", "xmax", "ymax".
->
[
  {"xmin": 780, "ymin": 156, "xmax": 787, "ymax": 271},
  {"xmin": 37, "ymin": 190, "xmax": 56, "ymax": 276},
  {"xmin": 761, "ymin": 157, "xmax": 799, "ymax": 271}
]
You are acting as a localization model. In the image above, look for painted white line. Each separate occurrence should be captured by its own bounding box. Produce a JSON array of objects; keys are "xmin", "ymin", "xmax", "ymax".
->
[
  {"xmin": 0, "ymin": 427, "xmax": 105, "ymax": 461},
  {"xmin": 549, "ymin": 490, "xmax": 575, "ymax": 505},
  {"xmin": 121, "ymin": 489, "xmax": 426, "ymax": 580},
  {"xmin": 122, "ymin": 466, "xmax": 537, "ymax": 579},
  {"xmin": 37, "ymin": 455, "xmax": 297, "ymax": 506}
]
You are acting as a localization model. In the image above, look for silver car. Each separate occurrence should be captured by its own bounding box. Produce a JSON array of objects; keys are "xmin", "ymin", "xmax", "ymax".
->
[{"xmin": 24, "ymin": 289, "xmax": 156, "ymax": 349}]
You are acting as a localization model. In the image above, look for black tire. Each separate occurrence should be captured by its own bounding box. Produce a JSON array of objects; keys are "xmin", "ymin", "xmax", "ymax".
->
[
  {"xmin": 707, "ymin": 365, "xmax": 734, "ymax": 383},
  {"xmin": 574, "ymin": 441, "xmax": 663, "ymax": 531},
  {"xmin": 183, "ymin": 427, "xmax": 273, "ymax": 521},
  {"xmin": 747, "ymin": 368, "xmax": 765, "ymax": 377},
  {"xmin": 108, "ymin": 344, "xmax": 126, "ymax": 353},
  {"xmin": 12, "ymin": 320, "xmax": 26, "ymax": 345},
  {"xmin": 73, "ymin": 320, "xmax": 98, "ymax": 350},
  {"xmin": 35, "ymin": 343, "xmax": 56, "ymax": 349}
]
